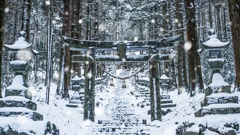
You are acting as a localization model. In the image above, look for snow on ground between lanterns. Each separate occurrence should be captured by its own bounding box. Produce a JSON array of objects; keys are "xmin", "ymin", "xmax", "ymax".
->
[{"xmin": 1, "ymin": 81, "xmax": 240, "ymax": 134}]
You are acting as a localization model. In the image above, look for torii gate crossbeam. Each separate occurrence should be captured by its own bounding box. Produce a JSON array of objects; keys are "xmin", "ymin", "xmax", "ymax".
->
[{"xmin": 62, "ymin": 35, "xmax": 181, "ymax": 122}]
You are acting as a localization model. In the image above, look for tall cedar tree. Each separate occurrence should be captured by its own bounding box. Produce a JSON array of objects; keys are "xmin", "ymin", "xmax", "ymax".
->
[
  {"xmin": 61, "ymin": 0, "xmax": 72, "ymax": 98},
  {"xmin": 228, "ymin": 0, "xmax": 240, "ymax": 91},
  {"xmin": 184, "ymin": 0, "xmax": 203, "ymax": 96},
  {"xmin": 176, "ymin": 0, "xmax": 188, "ymax": 94},
  {"xmin": 26, "ymin": 0, "xmax": 32, "ymax": 42},
  {"xmin": 0, "ymin": 0, "xmax": 5, "ymax": 98}
]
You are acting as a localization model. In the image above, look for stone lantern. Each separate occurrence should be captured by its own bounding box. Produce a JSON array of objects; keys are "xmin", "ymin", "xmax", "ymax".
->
[
  {"xmin": 160, "ymin": 74, "xmax": 169, "ymax": 93},
  {"xmin": 4, "ymin": 34, "xmax": 36, "ymax": 99},
  {"xmin": 202, "ymin": 29, "xmax": 230, "ymax": 96},
  {"xmin": 66, "ymin": 75, "xmax": 85, "ymax": 107}
]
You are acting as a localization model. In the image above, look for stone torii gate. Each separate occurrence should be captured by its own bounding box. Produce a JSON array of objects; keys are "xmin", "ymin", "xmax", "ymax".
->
[{"xmin": 62, "ymin": 36, "xmax": 180, "ymax": 122}]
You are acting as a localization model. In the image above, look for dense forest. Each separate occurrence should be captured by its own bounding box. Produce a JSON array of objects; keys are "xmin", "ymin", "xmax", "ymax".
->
[
  {"xmin": 1, "ymin": 0, "xmax": 240, "ymax": 134},
  {"xmin": 1, "ymin": 0, "xmax": 240, "ymax": 97}
]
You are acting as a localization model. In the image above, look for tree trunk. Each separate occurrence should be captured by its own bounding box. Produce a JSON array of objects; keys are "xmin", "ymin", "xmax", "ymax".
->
[
  {"xmin": 216, "ymin": 4, "xmax": 222, "ymax": 40},
  {"xmin": 13, "ymin": 9, "xmax": 19, "ymax": 41},
  {"xmin": 61, "ymin": 0, "xmax": 72, "ymax": 98},
  {"xmin": 185, "ymin": 0, "xmax": 199, "ymax": 96},
  {"xmin": 56, "ymin": 48, "xmax": 63, "ymax": 95},
  {"xmin": 0, "ymin": 0, "xmax": 5, "ymax": 98},
  {"xmin": 176, "ymin": 0, "xmax": 183, "ymax": 94},
  {"xmin": 222, "ymin": 7, "xmax": 227, "ymax": 41},
  {"xmin": 21, "ymin": 0, "xmax": 26, "ymax": 31},
  {"xmin": 228, "ymin": 0, "xmax": 240, "ymax": 91},
  {"xmin": 26, "ymin": 0, "xmax": 32, "ymax": 42},
  {"xmin": 76, "ymin": 0, "xmax": 82, "ymax": 77},
  {"xmin": 209, "ymin": 0, "xmax": 213, "ymax": 29}
]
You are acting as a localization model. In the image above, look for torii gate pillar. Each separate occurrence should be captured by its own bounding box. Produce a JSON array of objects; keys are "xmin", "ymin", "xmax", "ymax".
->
[
  {"xmin": 149, "ymin": 49, "xmax": 162, "ymax": 121},
  {"xmin": 83, "ymin": 47, "xmax": 96, "ymax": 122}
]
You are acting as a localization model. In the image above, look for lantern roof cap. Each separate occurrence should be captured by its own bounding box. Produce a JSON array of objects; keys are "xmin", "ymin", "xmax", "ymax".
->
[
  {"xmin": 160, "ymin": 74, "xmax": 169, "ymax": 80},
  {"xmin": 203, "ymin": 29, "xmax": 230, "ymax": 48},
  {"xmin": 203, "ymin": 35, "xmax": 230, "ymax": 48},
  {"xmin": 72, "ymin": 75, "xmax": 83, "ymax": 81},
  {"xmin": 5, "ymin": 36, "xmax": 32, "ymax": 50}
]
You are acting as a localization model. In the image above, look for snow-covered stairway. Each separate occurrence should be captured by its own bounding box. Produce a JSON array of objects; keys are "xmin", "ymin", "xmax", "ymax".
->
[
  {"xmin": 179, "ymin": 93, "xmax": 240, "ymax": 135},
  {"xmin": 135, "ymin": 77, "xmax": 176, "ymax": 116},
  {"xmin": 161, "ymin": 94, "xmax": 176, "ymax": 109},
  {"xmin": 92, "ymin": 68, "xmax": 150, "ymax": 135},
  {"xmin": 195, "ymin": 93, "xmax": 240, "ymax": 117},
  {"xmin": 0, "ymin": 96, "xmax": 43, "ymax": 121},
  {"xmin": 161, "ymin": 95, "xmax": 176, "ymax": 116}
]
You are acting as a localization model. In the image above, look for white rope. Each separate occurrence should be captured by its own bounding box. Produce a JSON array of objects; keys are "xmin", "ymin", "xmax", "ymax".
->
[{"xmin": 85, "ymin": 54, "xmax": 158, "ymax": 80}]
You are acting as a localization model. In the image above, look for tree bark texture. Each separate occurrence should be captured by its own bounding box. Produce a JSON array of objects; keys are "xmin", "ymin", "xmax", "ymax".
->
[
  {"xmin": 0, "ymin": 0, "xmax": 5, "ymax": 98},
  {"xmin": 209, "ymin": 0, "xmax": 213, "ymax": 29},
  {"xmin": 26, "ymin": 0, "xmax": 32, "ymax": 42},
  {"xmin": 62, "ymin": 0, "xmax": 72, "ymax": 98},
  {"xmin": 84, "ymin": 48, "xmax": 95, "ymax": 122},
  {"xmin": 149, "ymin": 53, "xmax": 161, "ymax": 121},
  {"xmin": 228, "ymin": 0, "xmax": 240, "ymax": 91},
  {"xmin": 185, "ymin": 0, "xmax": 200, "ymax": 96}
]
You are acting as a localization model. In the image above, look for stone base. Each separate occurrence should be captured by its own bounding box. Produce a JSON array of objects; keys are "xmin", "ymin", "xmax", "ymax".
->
[
  {"xmin": 0, "ymin": 96, "xmax": 37, "ymax": 110},
  {"xmin": 195, "ymin": 103, "xmax": 240, "ymax": 117},
  {"xmin": 177, "ymin": 120, "xmax": 238, "ymax": 135},
  {"xmin": 202, "ymin": 93, "xmax": 238, "ymax": 107},
  {"xmin": 0, "ymin": 107, "xmax": 43, "ymax": 121},
  {"xmin": 205, "ymin": 85, "xmax": 230, "ymax": 97},
  {"xmin": 5, "ymin": 89, "xmax": 32, "ymax": 100}
]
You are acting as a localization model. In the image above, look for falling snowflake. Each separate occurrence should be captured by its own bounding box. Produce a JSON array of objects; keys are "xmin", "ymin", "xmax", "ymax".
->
[
  {"xmin": 4, "ymin": 7, "xmax": 9, "ymax": 13},
  {"xmin": 94, "ymin": 107, "xmax": 103, "ymax": 116},
  {"xmin": 78, "ymin": 19, "xmax": 83, "ymax": 24},
  {"xmin": 86, "ymin": 71, "xmax": 92, "ymax": 79},
  {"xmin": 45, "ymin": 0, "xmax": 50, "ymax": 5},
  {"xmin": 184, "ymin": 41, "xmax": 192, "ymax": 51},
  {"xmin": 151, "ymin": 19, "xmax": 155, "ymax": 24},
  {"xmin": 134, "ymin": 36, "xmax": 139, "ymax": 41},
  {"xmin": 98, "ymin": 23, "xmax": 106, "ymax": 32},
  {"xmin": 52, "ymin": 20, "xmax": 57, "ymax": 25},
  {"xmin": 64, "ymin": 66, "xmax": 69, "ymax": 72}
]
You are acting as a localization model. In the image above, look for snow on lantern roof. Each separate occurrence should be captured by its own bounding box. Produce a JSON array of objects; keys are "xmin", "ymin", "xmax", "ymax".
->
[
  {"xmin": 209, "ymin": 73, "xmax": 229, "ymax": 87},
  {"xmin": 5, "ymin": 36, "xmax": 32, "ymax": 50},
  {"xmin": 6, "ymin": 75, "xmax": 28, "ymax": 90},
  {"xmin": 203, "ymin": 29, "xmax": 230, "ymax": 48},
  {"xmin": 72, "ymin": 75, "xmax": 82, "ymax": 81},
  {"xmin": 203, "ymin": 36, "xmax": 230, "ymax": 48},
  {"xmin": 160, "ymin": 74, "xmax": 169, "ymax": 80}
]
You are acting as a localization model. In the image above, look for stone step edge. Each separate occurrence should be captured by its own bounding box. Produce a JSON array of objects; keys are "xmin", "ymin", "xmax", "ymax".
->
[{"xmin": 0, "ymin": 107, "xmax": 43, "ymax": 121}]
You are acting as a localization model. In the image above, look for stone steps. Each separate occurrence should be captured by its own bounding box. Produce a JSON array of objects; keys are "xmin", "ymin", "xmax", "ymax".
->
[
  {"xmin": 161, "ymin": 94, "xmax": 170, "ymax": 100},
  {"xmin": 203, "ymin": 93, "xmax": 238, "ymax": 106},
  {"xmin": 195, "ymin": 103, "xmax": 240, "ymax": 117},
  {"xmin": 180, "ymin": 114, "xmax": 240, "ymax": 135},
  {"xmin": 161, "ymin": 103, "xmax": 176, "ymax": 108},
  {"xmin": 161, "ymin": 95, "xmax": 176, "ymax": 109},
  {"xmin": 0, "ymin": 107, "xmax": 43, "ymax": 121},
  {"xmin": 161, "ymin": 99, "xmax": 173, "ymax": 104},
  {"xmin": 0, "ymin": 96, "xmax": 37, "ymax": 111}
]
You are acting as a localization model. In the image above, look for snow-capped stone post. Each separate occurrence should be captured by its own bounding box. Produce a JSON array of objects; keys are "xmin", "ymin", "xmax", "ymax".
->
[
  {"xmin": 4, "ymin": 33, "xmax": 36, "ymax": 99},
  {"xmin": 149, "ymin": 47, "xmax": 162, "ymax": 121},
  {"xmin": 84, "ymin": 47, "xmax": 96, "ymax": 122},
  {"xmin": 160, "ymin": 74, "xmax": 170, "ymax": 94},
  {"xmin": 66, "ymin": 74, "xmax": 83, "ymax": 107},
  {"xmin": 201, "ymin": 29, "xmax": 230, "ymax": 97},
  {"xmin": 117, "ymin": 42, "xmax": 127, "ymax": 61}
]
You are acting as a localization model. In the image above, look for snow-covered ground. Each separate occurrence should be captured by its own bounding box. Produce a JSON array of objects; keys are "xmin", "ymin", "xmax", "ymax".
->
[{"xmin": 1, "ymin": 72, "xmax": 240, "ymax": 134}]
